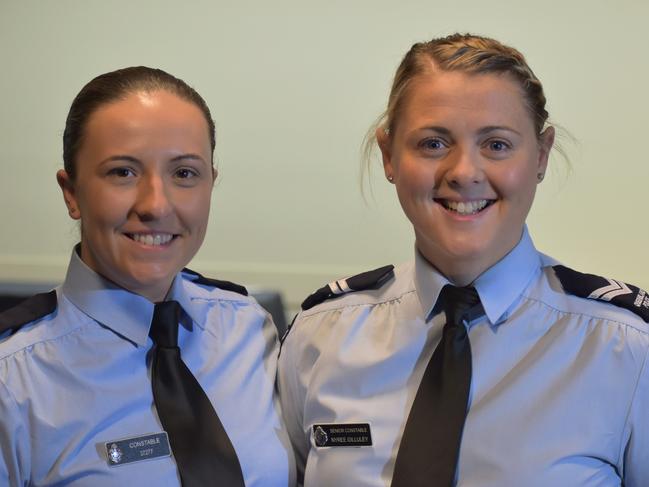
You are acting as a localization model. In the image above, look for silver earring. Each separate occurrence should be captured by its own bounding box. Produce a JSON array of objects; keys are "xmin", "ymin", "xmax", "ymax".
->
[
  {"xmin": 387, "ymin": 175, "xmax": 394, "ymax": 182},
  {"xmin": 537, "ymin": 172, "xmax": 545, "ymax": 182}
]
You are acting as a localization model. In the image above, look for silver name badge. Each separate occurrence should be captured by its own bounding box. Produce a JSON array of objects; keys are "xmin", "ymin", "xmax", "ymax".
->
[
  {"xmin": 105, "ymin": 432, "xmax": 171, "ymax": 467},
  {"xmin": 313, "ymin": 423, "xmax": 373, "ymax": 447}
]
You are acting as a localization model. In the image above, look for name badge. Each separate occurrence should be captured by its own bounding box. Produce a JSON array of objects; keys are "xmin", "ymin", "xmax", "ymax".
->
[
  {"xmin": 312, "ymin": 423, "xmax": 372, "ymax": 447},
  {"xmin": 105, "ymin": 432, "xmax": 171, "ymax": 467}
]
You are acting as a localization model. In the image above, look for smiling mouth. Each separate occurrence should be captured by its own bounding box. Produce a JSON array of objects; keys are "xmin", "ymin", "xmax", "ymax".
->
[
  {"xmin": 124, "ymin": 233, "xmax": 177, "ymax": 247},
  {"xmin": 435, "ymin": 199, "xmax": 496, "ymax": 216}
]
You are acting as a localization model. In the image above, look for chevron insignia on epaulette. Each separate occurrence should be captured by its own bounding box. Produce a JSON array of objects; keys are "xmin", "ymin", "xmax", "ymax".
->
[
  {"xmin": 0, "ymin": 290, "xmax": 58, "ymax": 334},
  {"xmin": 553, "ymin": 265, "xmax": 649, "ymax": 323},
  {"xmin": 182, "ymin": 268, "xmax": 248, "ymax": 296},
  {"xmin": 301, "ymin": 265, "xmax": 395, "ymax": 311}
]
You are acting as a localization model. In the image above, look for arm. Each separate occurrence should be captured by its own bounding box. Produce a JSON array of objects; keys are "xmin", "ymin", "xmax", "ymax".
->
[
  {"xmin": 622, "ymin": 343, "xmax": 649, "ymax": 485},
  {"xmin": 0, "ymin": 378, "xmax": 28, "ymax": 487},
  {"xmin": 277, "ymin": 323, "xmax": 310, "ymax": 487}
]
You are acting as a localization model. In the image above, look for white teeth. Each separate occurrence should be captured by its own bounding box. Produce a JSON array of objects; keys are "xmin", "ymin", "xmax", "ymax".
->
[
  {"xmin": 445, "ymin": 200, "xmax": 489, "ymax": 215},
  {"xmin": 130, "ymin": 233, "xmax": 173, "ymax": 246}
]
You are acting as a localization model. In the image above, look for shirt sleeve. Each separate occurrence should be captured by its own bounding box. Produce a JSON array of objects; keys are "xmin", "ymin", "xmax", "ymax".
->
[
  {"xmin": 0, "ymin": 378, "xmax": 28, "ymax": 487},
  {"xmin": 277, "ymin": 319, "xmax": 310, "ymax": 487},
  {"xmin": 622, "ymin": 343, "xmax": 649, "ymax": 486}
]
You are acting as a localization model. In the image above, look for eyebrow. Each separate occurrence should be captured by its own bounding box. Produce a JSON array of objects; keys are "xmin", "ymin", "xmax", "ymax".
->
[
  {"xmin": 420, "ymin": 126, "xmax": 452, "ymax": 136},
  {"xmin": 476, "ymin": 125, "xmax": 522, "ymax": 137},
  {"xmin": 419, "ymin": 125, "xmax": 522, "ymax": 136},
  {"xmin": 169, "ymin": 154, "xmax": 209, "ymax": 166},
  {"xmin": 99, "ymin": 155, "xmax": 140, "ymax": 165},
  {"xmin": 99, "ymin": 154, "xmax": 208, "ymax": 165}
]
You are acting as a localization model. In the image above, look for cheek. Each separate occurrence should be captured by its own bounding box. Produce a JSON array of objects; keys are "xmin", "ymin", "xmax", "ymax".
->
[
  {"xmin": 496, "ymin": 163, "xmax": 537, "ymax": 202},
  {"xmin": 178, "ymin": 188, "xmax": 213, "ymax": 228},
  {"xmin": 76, "ymin": 186, "xmax": 123, "ymax": 224},
  {"xmin": 396, "ymin": 162, "xmax": 437, "ymax": 198}
]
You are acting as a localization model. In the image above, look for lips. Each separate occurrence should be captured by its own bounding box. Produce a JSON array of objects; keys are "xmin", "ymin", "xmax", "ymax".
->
[
  {"xmin": 124, "ymin": 233, "xmax": 176, "ymax": 247},
  {"xmin": 435, "ymin": 198, "xmax": 495, "ymax": 216}
]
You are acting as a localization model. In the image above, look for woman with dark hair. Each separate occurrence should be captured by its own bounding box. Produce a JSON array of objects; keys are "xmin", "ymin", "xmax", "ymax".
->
[
  {"xmin": 278, "ymin": 34, "xmax": 649, "ymax": 486},
  {"xmin": 0, "ymin": 67, "xmax": 295, "ymax": 486}
]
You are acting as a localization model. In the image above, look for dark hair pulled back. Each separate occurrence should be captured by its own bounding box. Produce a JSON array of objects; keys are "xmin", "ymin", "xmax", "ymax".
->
[{"xmin": 62, "ymin": 66, "xmax": 215, "ymax": 180}]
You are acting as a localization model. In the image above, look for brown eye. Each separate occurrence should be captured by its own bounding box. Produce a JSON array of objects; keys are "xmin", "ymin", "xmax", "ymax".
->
[
  {"xmin": 108, "ymin": 167, "xmax": 135, "ymax": 178},
  {"xmin": 175, "ymin": 168, "xmax": 198, "ymax": 179}
]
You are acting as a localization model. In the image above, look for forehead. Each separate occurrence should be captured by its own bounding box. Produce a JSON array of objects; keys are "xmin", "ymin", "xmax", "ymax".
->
[
  {"xmin": 88, "ymin": 90, "xmax": 206, "ymax": 130},
  {"xmin": 397, "ymin": 70, "xmax": 533, "ymax": 131},
  {"xmin": 73, "ymin": 90, "xmax": 212, "ymax": 170},
  {"xmin": 81, "ymin": 90, "xmax": 211, "ymax": 149}
]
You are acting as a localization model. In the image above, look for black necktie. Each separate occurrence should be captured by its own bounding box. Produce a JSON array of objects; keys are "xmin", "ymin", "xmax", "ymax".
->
[
  {"xmin": 149, "ymin": 301, "xmax": 245, "ymax": 487},
  {"xmin": 392, "ymin": 285, "xmax": 483, "ymax": 487}
]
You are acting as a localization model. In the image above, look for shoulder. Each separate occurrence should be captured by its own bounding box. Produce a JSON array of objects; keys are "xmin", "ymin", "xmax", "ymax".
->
[
  {"xmin": 0, "ymin": 290, "xmax": 87, "ymax": 362},
  {"xmin": 533, "ymin": 264, "xmax": 649, "ymax": 330},
  {"xmin": 180, "ymin": 267, "xmax": 249, "ymax": 298},
  {"xmin": 0, "ymin": 290, "xmax": 58, "ymax": 336},
  {"xmin": 180, "ymin": 267, "xmax": 264, "ymax": 309},
  {"xmin": 179, "ymin": 268, "xmax": 271, "ymax": 319},
  {"xmin": 299, "ymin": 263, "xmax": 416, "ymax": 315},
  {"xmin": 282, "ymin": 262, "xmax": 414, "ymax": 342}
]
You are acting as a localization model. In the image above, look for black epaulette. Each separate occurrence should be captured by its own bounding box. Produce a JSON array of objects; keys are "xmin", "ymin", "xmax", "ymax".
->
[
  {"xmin": 182, "ymin": 268, "xmax": 248, "ymax": 296},
  {"xmin": 0, "ymin": 290, "xmax": 58, "ymax": 334},
  {"xmin": 301, "ymin": 265, "xmax": 395, "ymax": 311},
  {"xmin": 553, "ymin": 265, "xmax": 649, "ymax": 323}
]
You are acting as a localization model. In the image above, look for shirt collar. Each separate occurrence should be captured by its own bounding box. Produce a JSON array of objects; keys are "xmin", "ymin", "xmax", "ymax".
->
[
  {"xmin": 414, "ymin": 248, "xmax": 451, "ymax": 321},
  {"xmin": 473, "ymin": 227, "xmax": 541, "ymax": 325},
  {"xmin": 62, "ymin": 246, "xmax": 203, "ymax": 346},
  {"xmin": 414, "ymin": 226, "xmax": 542, "ymax": 325}
]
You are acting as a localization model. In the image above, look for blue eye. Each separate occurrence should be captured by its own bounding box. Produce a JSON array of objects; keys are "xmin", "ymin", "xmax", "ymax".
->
[
  {"xmin": 419, "ymin": 138, "xmax": 447, "ymax": 151},
  {"xmin": 488, "ymin": 140, "xmax": 510, "ymax": 152}
]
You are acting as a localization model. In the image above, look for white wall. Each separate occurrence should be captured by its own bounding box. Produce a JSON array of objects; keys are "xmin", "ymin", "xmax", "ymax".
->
[{"xmin": 1, "ymin": 0, "xmax": 647, "ymax": 308}]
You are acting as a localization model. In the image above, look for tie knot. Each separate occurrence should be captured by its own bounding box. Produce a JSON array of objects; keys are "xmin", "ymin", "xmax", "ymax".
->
[
  {"xmin": 149, "ymin": 300, "xmax": 181, "ymax": 348},
  {"xmin": 438, "ymin": 285, "xmax": 483, "ymax": 326}
]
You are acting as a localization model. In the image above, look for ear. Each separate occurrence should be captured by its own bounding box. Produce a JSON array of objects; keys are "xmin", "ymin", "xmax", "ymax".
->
[
  {"xmin": 211, "ymin": 166, "xmax": 218, "ymax": 185},
  {"xmin": 536, "ymin": 126, "xmax": 555, "ymax": 180},
  {"xmin": 56, "ymin": 169, "xmax": 81, "ymax": 220},
  {"xmin": 376, "ymin": 127, "xmax": 395, "ymax": 183}
]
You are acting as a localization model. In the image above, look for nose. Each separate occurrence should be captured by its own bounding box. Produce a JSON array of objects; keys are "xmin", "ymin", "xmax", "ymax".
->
[
  {"xmin": 445, "ymin": 147, "xmax": 484, "ymax": 187},
  {"xmin": 133, "ymin": 174, "xmax": 172, "ymax": 221}
]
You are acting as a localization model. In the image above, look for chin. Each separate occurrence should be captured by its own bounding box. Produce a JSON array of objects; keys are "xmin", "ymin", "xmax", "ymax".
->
[
  {"xmin": 439, "ymin": 233, "xmax": 492, "ymax": 260},
  {"xmin": 116, "ymin": 265, "xmax": 179, "ymax": 296}
]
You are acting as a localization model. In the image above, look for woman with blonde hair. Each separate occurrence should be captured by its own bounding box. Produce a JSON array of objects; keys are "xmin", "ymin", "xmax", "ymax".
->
[{"xmin": 278, "ymin": 33, "xmax": 649, "ymax": 486}]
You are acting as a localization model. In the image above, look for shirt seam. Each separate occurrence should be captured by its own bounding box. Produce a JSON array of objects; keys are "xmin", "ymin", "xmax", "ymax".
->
[
  {"xmin": 523, "ymin": 294, "xmax": 649, "ymax": 335},
  {"xmin": 185, "ymin": 279, "xmax": 256, "ymax": 305},
  {"xmin": 298, "ymin": 288, "xmax": 418, "ymax": 319},
  {"xmin": 0, "ymin": 318, "xmax": 94, "ymax": 363},
  {"xmin": 190, "ymin": 294, "xmax": 266, "ymax": 316}
]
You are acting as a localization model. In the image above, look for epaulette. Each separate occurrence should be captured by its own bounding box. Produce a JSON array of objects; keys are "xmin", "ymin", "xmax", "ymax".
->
[
  {"xmin": 0, "ymin": 290, "xmax": 58, "ymax": 334},
  {"xmin": 553, "ymin": 265, "xmax": 649, "ymax": 323},
  {"xmin": 301, "ymin": 265, "xmax": 395, "ymax": 311},
  {"xmin": 182, "ymin": 268, "xmax": 248, "ymax": 296}
]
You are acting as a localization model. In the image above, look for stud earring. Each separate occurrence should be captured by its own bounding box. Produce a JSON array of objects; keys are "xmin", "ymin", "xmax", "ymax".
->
[
  {"xmin": 537, "ymin": 172, "xmax": 545, "ymax": 182},
  {"xmin": 387, "ymin": 175, "xmax": 394, "ymax": 183}
]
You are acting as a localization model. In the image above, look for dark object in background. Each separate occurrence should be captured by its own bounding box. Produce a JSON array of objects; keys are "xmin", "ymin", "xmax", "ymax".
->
[
  {"xmin": 249, "ymin": 290, "xmax": 288, "ymax": 337},
  {"xmin": 0, "ymin": 283, "xmax": 288, "ymax": 337}
]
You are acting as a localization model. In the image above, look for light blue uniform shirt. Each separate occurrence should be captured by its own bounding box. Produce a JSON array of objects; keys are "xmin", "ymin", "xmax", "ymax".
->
[
  {"xmin": 278, "ymin": 228, "xmax": 649, "ymax": 486},
  {"xmin": 0, "ymin": 250, "xmax": 295, "ymax": 486}
]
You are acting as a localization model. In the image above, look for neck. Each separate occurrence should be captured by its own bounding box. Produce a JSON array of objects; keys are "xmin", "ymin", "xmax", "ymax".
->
[{"xmin": 416, "ymin": 246, "xmax": 497, "ymax": 287}]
